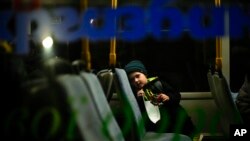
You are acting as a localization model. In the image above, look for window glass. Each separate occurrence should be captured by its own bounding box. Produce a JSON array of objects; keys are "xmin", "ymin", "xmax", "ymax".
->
[
  {"xmin": 87, "ymin": 0, "xmax": 217, "ymax": 92},
  {"xmin": 230, "ymin": 3, "xmax": 250, "ymax": 92}
]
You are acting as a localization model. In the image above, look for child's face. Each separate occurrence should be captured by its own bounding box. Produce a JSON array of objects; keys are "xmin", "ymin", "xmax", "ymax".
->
[{"xmin": 128, "ymin": 71, "xmax": 148, "ymax": 90}]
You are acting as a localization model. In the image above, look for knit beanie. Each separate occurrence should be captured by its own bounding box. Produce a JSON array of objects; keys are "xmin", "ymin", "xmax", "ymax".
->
[{"xmin": 124, "ymin": 60, "xmax": 147, "ymax": 75}]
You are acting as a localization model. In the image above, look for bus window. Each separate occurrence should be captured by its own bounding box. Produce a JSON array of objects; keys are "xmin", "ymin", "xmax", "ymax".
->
[
  {"xmin": 87, "ymin": 0, "xmax": 216, "ymax": 92},
  {"xmin": 230, "ymin": 33, "xmax": 250, "ymax": 92}
]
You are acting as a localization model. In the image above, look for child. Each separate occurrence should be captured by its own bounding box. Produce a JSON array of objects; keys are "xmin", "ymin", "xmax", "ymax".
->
[{"xmin": 124, "ymin": 60, "xmax": 196, "ymax": 138}]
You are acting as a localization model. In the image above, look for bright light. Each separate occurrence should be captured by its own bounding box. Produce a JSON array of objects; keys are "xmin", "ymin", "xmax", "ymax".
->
[
  {"xmin": 90, "ymin": 19, "xmax": 94, "ymax": 24},
  {"xmin": 42, "ymin": 36, "xmax": 53, "ymax": 49}
]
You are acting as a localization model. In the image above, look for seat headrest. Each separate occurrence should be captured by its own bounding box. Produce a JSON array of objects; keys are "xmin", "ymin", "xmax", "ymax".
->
[{"xmin": 43, "ymin": 57, "xmax": 72, "ymax": 77}]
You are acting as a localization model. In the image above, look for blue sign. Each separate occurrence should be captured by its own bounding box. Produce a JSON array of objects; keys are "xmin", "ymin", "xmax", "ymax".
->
[{"xmin": 0, "ymin": 4, "xmax": 250, "ymax": 54}]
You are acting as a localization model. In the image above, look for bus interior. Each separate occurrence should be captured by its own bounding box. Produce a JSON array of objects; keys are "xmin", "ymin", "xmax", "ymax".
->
[{"xmin": 1, "ymin": 0, "xmax": 250, "ymax": 141}]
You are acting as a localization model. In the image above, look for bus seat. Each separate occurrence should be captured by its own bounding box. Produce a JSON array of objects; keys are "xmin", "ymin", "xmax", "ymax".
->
[
  {"xmin": 79, "ymin": 72, "xmax": 125, "ymax": 141},
  {"xmin": 211, "ymin": 72, "xmax": 243, "ymax": 137},
  {"xmin": 96, "ymin": 69, "xmax": 115, "ymax": 101},
  {"xmin": 16, "ymin": 76, "xmax": 82, "ymax": 140},
  {"xmin": 114, "ymin": 68, "xmax": 192, "ymax": 141},
  {"xmin": 43, "ymin": 57, "xmax": 73, "ymax": 79},
  {"xmin": 57, "ymin": 74, "xmax": 123, "ymax": 141},
  {"xmin": 96, "ymin": 68, "xmax": 136, "ymax": 140},
  {"xmin": 72, "ymin": 59, "xmax": 86, "ymax": 74},
  {"xmin": 207, "ymin": 71, "xmax": 220, "ymax": 106}
]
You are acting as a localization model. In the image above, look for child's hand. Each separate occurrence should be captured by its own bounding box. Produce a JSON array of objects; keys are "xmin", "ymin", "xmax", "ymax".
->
[{"xmin": 157, "ymin": 93, "xmax": 169, "ymax": 102}]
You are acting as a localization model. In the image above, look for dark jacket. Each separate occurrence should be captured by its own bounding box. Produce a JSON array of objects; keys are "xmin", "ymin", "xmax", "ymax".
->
[{"xmin": 133, "ymin": 77, "xmax": 196, "ymax": 138}]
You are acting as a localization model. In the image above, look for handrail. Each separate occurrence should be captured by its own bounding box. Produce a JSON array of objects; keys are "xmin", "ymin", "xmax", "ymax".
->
[
  {"xmin": 80, "ymin": 0, "xmax": 91, "ymax": 72},
  {"xmin": 215, "ymin": 0, "xmax": 222, "ymax": 72},
  {"xmin": 0, "ymin": 41, "xmax": 13, "ymax": 54},
  {"xmin": 109, "ymin": 0, "xmax": 117, "ymax": 67}
]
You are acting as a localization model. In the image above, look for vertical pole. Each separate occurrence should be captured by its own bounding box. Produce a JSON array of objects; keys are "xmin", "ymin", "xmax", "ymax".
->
[
  {"xmin": 109, "ymin": 0, "xmax": 117, "ymax": 67},
  {"xmin": 80, "ymin": 0, "xmax": 91, "ymax": 71},
  {"xmin": 221, "ymin": 2, "xmax": 231, "ymax": 82},
  {"xmin": 215, "ymin": 0, "xmax": 222, "ymax": 72}
]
